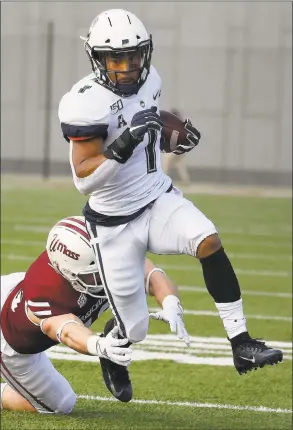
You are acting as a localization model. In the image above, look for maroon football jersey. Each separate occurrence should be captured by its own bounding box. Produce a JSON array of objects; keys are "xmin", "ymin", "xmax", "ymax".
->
[{"xmin": 1, "ymin": 251, "xmax": 109, "ymax": 354}]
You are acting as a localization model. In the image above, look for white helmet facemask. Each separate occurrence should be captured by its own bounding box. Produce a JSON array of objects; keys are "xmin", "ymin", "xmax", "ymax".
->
[
  {"xmin": 80, "ymin": 9, "xmax": 153, "ymax": 97},
  {"xmin": 46, "ymin": 216, "xmax": 105, "ymax": 298}
]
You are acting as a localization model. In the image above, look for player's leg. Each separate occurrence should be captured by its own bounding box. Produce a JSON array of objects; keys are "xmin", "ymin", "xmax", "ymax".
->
[
  {"xmin": 85, "ymin": 216, "xmax": 149, "ymax": 401},
  {"xmin": 148, "ymin": 188, "xmax": 283, "ymax": 373},
  {"xmin": 86, "ymin": 220, "xmax": 149, "ymax": 343},
  {"xmin": 0, "ymin": 350, "xmax": 76, "ymax": 413},
  {"xmin": 1, "ymin": 382, "xmax": 36, "ymax": 412}
]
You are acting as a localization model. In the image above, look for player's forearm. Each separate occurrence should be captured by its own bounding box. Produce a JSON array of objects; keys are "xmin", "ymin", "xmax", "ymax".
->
[
  {"xmin": 42, "ymin": 313, "xmax": 94, "ymax": 355},
  {"xmin": 72, "ymin": 157, "xmax": 120, "ymax": 195},
  {"xmin": 61, "ymin": 323, "xmax": 95, "ymax": 354},
  {"xmin": 75, "ymin": 154, "xmax": 108, "ymax": 178},
  {"xmin": 145, "ymin": 259, "xmax": 179, "ymax": 307}
]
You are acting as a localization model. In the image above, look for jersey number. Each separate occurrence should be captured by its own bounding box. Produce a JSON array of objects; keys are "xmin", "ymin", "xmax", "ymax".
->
[{"xmin": 145, "ymin": 129, "xmax": 157, "ymax": 173}]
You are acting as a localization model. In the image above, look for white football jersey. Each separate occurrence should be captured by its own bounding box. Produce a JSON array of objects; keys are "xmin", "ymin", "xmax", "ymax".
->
[{"xmin": 58, "ymin": 66, "xmax": 171, "ymax": 216}]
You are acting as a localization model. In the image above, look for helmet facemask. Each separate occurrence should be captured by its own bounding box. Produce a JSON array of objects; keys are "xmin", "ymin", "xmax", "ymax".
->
[
  {"xmin": 84, "ymin": 38, "xmax": 153, "ymax": 97},
  {"xmin": 51, "ymin": 260, "xmax": 105, "ymax": 298}
]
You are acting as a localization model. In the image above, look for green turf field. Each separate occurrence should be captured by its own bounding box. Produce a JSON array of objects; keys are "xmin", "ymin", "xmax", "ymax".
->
[{"xmin": 1, "ymin": 184, "xmax": 292, "ymax": 429}]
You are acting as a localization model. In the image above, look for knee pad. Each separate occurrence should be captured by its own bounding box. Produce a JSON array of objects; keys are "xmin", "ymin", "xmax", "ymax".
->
[
  {"xmin": 127, "ymin": 315, "xmax": 149, "ymax": 343},
  {"xmin": 56, "ymin": 390, "xmax": 77, "ymax": 414}
]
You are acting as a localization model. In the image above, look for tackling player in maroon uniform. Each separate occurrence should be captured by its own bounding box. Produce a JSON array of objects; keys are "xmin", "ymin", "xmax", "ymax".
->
[{"xmin": 1, "ymin": 216, "xmax": 189, "ymax": 413}]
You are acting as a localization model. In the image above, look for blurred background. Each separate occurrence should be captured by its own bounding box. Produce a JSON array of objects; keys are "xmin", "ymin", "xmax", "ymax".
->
[{"xmin": 1, "ymin": 1, "xmax": 292, "ymax": 187}]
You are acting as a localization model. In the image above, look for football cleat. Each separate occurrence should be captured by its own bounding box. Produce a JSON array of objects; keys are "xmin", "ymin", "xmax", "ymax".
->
[
  {"xmin": 233, "ymin": 338, "xmax": 283, "ymax": 375},
  {"xmin": 99, "ymin": 317, "xmax": 133, "ymax": 402}
]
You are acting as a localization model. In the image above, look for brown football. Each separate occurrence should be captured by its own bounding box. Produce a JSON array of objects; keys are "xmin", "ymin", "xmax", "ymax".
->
[{"xmin": 160, "ymin": 110, "xmax": 187, "ymax": 153}]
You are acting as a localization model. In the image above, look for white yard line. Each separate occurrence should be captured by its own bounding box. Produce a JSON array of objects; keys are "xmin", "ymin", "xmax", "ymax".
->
[
  {"xmin": 160, "ymin": 264, "xmax": 291, "ymax": 278},
  {"xmin": 2, "ymin": 254, "xmax": 291, "ymax": 278},
  {"xmin": 47, "ymin": 334, "xmax": 291, "ymax": 369},
  {"xmin": 77, "ymin": 394, "xmax": 292, "ymax": 414},
  {"xmin": 11, "ymin": 224, "xmax": 292, "ymax": 239},
  {"xmin": 149, "ymin": 308, "xmax": 292, "ymax": 322},
  {"xmin": 2, "ymin": 239, "xmax": 292, "ymax": 261},
  {"xmin": 1, "ymin": 239, "xmax": 44, "ymax": 247},
  {"xmin": 179, "ymin": 285, "xmax": 292, "ymax": 299},
  {"xmin": 223, "ymin": 238, "xmax": 291, "ymax": 249},
  {"xmin": 218, "ymin": 226, "xmax": 291, "ymax": 238},
  {"xmin": 2, "ymin": 252, "xmax": 292, "ymax": 298}
]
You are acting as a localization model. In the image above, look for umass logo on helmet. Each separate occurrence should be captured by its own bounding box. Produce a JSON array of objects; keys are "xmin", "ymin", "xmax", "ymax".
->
[{"xmin": 49, "ymin": 234, "xmax": 80, "ymax": 260}]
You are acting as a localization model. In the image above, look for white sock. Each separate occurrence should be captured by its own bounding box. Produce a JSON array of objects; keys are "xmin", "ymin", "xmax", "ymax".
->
[
  {"xmin": 215, "ymin": 298, "xmax": 247, "ymax": 340},
  {"xmin": 1, "ymin": 383, "xmax": 8, "ymax": 409}
]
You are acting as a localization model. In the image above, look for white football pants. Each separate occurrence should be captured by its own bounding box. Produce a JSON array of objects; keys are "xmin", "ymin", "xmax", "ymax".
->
[
  {"xmin": 86, "ymin": 187, "xmax": 217, "ymax": 343},
  {"xmin": 0, "ymin": 274, "xmax": 76, "ymax": 414}
]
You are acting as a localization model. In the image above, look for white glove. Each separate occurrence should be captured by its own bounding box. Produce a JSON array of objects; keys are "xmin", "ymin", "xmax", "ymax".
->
[
  {"xmin": 87, "ymin": 326, "xmax": 132, "ymax": 366},
  {"xmin": 149, "ymin": 295, "xmax": 190, "ymax": 346}
]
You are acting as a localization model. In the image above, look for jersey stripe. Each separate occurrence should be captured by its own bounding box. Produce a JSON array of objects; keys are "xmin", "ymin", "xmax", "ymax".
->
[
  {"xmin": 27, "ymin": 300, "xmax": 50, "ymax": 307},
  {"xmin": 33, "ymin": 310, "xmax": 52, "ymax": 316}
]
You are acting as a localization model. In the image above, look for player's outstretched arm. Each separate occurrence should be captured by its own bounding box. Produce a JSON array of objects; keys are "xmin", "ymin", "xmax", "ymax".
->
[
  {"xmin": 41, "ymin": 313, "xmax": 132, "ymax": 366},
  {"xmin": 144, "ymin": 259, "xmax": 190, "ymax": 346}
]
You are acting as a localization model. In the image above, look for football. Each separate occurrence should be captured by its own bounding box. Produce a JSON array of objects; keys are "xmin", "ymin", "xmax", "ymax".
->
[{"xmin": 160, "ymin": 110, "xmax": 187, "ymax": 153}]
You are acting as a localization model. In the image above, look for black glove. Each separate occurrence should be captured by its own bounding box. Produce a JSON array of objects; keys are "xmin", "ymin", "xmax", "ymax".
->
[
  {"xmin": 130, "ymin": 106, "xmax": 163, "ymax": 141},
  {"xmin": 103, "ymin": 128, "xmax": 138, "ymax": 164},
  {"xmin": 173, "ymin": 119, "xmax": 201, "ymax": 155}
]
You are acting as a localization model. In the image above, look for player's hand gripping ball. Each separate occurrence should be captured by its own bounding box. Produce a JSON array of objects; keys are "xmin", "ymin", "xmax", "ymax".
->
[{"xmin": 160, "ymin": 110, "xmax": 201, "ymax": 154}]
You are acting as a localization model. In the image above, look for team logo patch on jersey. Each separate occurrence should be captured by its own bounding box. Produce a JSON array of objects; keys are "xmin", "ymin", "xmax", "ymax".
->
[
  {"xmin": 11, "ymin": 289, "xmax": 23, "ymax": 312},
  {"xmin": 153, "ymin": 90, "xmax": 161, "ymax": 100},
  {"xmin": 117, "ymin": 114, "xmax": 127, "ymax": 128},
  {"xmin": 140, "ymin": 100, "xmax": 145, "ymax": 107},
  {"xmin": 110, "ymin": 99, "xmax": 123, "ymax": 114},
  {"xmin": 77, "ymin": 293, "xmax": 87, "ymax": 308}
]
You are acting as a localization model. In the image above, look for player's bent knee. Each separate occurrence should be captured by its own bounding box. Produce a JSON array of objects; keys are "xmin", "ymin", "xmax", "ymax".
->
[
  {"xmin": 196, "ymin": 234, "xmax": 222, "ymax": 259},
  {"xmin": 55, "ymin": 390, "xmax": 77, "ymax": 414},
  {"xmin": 127, "ymin": 315, "xmax": 149, "ymax": 343}
]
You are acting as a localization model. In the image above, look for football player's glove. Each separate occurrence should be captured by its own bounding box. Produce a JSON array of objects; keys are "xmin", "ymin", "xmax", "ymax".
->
[
  {"xmin": 130, "ymin": 106, "xmax": 163, "ymax": 141},
  {"xmin": 149, "ymin": 295, "xmax": 190, "ymax": 346},
  {"xmin": 103, "ymin": 128, "xmax": 139, "ymax": 164},
  {"xmin": 87, "ymin": 326, "xmax": 132, "ymax": 366},
  {"xmin": 173, "ymin": 119, "xmax": 201, "ymax": 155}
]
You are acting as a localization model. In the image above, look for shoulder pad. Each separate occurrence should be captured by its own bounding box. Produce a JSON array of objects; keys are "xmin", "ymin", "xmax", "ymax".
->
[{"xmin": 58, "ymin": 77, "xmax": 111, "ymax": 142}]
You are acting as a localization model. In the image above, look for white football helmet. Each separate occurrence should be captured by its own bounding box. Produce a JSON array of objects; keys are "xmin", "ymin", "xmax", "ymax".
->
[
  {"xmin": 46, "ymin": 216, "xmax": 104, "ymax": 298},
  {"xmin": 80, "ymin": 9, "xmax": 153, "ymax": 97}
]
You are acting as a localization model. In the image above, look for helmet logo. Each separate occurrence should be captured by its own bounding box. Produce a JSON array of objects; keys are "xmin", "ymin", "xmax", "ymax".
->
[{"xmin": 49, "ymin": 234, "xmax": 80, "ymax": 260}]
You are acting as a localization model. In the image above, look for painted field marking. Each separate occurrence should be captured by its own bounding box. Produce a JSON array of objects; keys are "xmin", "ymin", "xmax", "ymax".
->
[
  {"xmin": 47, "ymin": 334, "xmax": 292, "ymax": 367},
  {"xmin": 2, "ymin": 254, "xmax": 291, "ymax": 278},
  {"xmin": 179, "ymin": 285, "xmax": 292, "ymax": 298},
  {"xmin": 149, "ymin": 308, "xmax": 292, "ymax": 322},
  {"xmin": 11, "ymin": 223, "xmax": 292, "ymax": 239},
  {"xmin": 77, "ymin": 394, "xmax": 292, "ymax": 414},
  {"xmin": 1, "ymin": 238, "xmax": 292, "ymax": 261},
  {"xmin": 160, "ymin": 264, "xmax": 291, "ymax": 278}
]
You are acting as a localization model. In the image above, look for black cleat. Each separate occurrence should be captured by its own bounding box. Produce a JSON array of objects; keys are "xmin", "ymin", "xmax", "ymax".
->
[
  {"xmin": 232, "ymin": 337, "xmax": 283, "ymax": 375},
  {"xmin": 99, "ymin": 318, "xmax": 132, "ymax": 402}
]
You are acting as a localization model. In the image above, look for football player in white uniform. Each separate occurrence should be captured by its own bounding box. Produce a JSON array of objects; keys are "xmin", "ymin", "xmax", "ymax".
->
[{"xmin": 58, "ymin": 9, "xmax": 283, "ymax": 402}]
